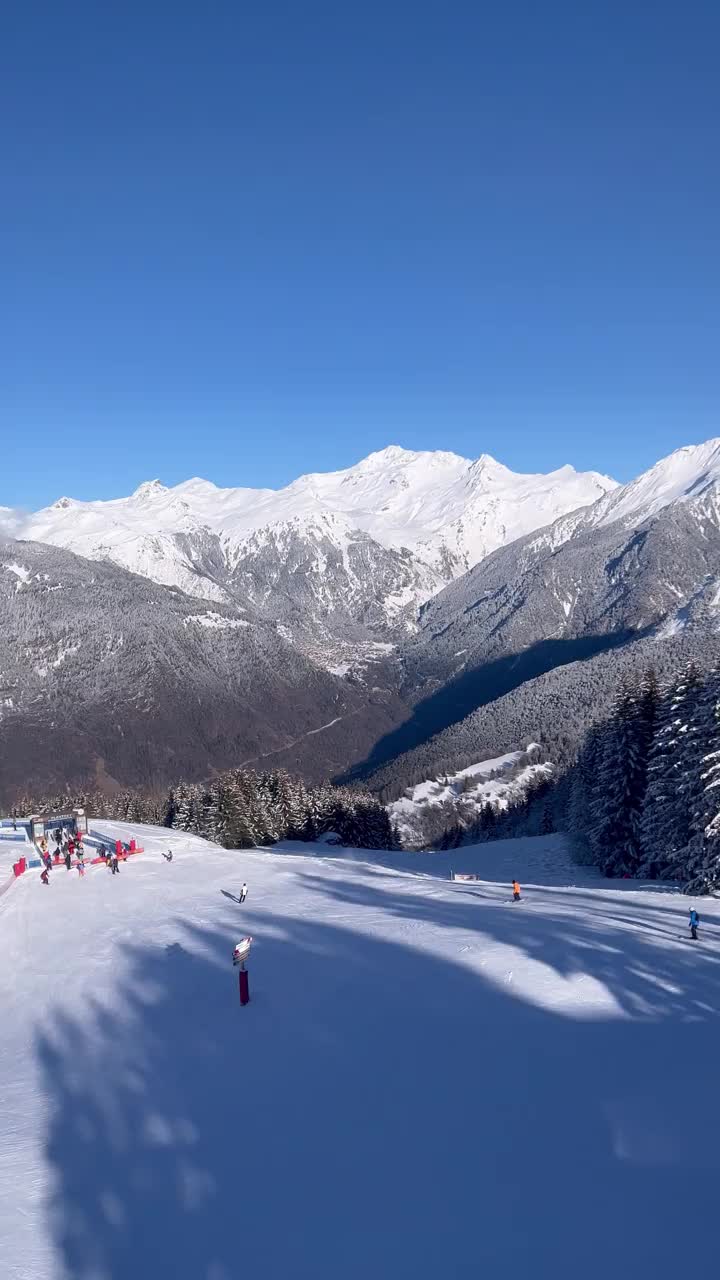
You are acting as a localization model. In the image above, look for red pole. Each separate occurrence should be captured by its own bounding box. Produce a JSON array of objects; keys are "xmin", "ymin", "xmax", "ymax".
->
[{"xmin": 239, "ymin": 967, "xmax": 250, "ymax": 1006}]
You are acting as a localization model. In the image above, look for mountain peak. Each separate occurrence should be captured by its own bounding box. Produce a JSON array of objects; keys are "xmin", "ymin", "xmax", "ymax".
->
[
  {"xmin": 173, "ymin": 477, "xmax": 220, "ymax": 496},
  {"xmin": 358, "ymin": 445, "xmax": 468, "ymax": 470},
  {"xmin": 132, "ymin": 479, "xmax": 168, "ymax": 500},
  {"xmin": 360, "ymin": 446, "xmax": 421, "ymax": 467}
]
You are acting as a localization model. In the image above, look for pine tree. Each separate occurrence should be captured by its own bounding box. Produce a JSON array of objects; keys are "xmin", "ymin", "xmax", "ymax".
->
[
  {"xmin": 638, "ymin": 664, "xmax": 703, "ymax": 875},
  {"xmin": 684, "ymin": 671, "xmax": 720, "ymax": 891},
  {"xmin": 170, "ymin": 783, "xmax": 190, "ymax": 832},
  {"xmin": 590, "ymin": 677, "xmax": 656, "ymax": 877}
]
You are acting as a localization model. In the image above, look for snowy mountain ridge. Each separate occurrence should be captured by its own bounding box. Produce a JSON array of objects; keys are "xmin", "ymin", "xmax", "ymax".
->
[
  {"xmin": 528, "ymin": 437, "xmax": 720, "ymax": 556},
  {"xmin": 0, "ymin": 447, "xmax": 616, "ymax": 640}
]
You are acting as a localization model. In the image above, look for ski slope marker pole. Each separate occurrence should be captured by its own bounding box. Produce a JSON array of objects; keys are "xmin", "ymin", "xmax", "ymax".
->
[{"xmin": 239, "ymin": 964, "xmax": 250, "ymax": 1006}]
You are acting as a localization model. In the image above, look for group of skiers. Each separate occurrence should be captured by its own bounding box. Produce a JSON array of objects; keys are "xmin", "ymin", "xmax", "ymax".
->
[
  {"xmin": 37, "ymin": 832, "xmax": 179, "ymax": 887},
  {"xmin": 38, "ymin": 829, "xmax": 124, "ymax": 884}
]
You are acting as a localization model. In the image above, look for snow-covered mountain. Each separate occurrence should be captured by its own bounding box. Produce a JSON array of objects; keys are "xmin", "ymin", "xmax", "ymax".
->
[
  {"xmin": 527, "ymin": 438, "xmax": 720, "ymax": 556},
  {"xmin": 369, "ymin": 438, "xmax": 720, "ymax": 777},
  {"xmin": 1, "ymin": 447, "xmax": 616, "ymax": 659},
  {"xmin": 0, "ymin": 537, "xmax": 409, "ymax": 800}
]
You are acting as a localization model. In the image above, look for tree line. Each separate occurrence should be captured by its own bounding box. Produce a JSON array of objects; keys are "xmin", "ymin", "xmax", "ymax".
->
[
  {"xmin": 461, "ymin": 663, "xmax": 720, "ymax": 892},
  {"xmin": 11, "ymin": 767, "xmax": 401, "ymax": 852}
]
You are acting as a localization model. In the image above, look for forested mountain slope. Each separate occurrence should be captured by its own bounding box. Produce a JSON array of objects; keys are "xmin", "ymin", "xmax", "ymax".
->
[{"xmin": 0, "ymin": 539, "xmax": 407, "ymax": 801}]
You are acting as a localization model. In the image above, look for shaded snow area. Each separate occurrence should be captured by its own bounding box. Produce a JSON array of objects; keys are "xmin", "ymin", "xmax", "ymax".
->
[
  {"xmin": 2, "ymin": 824, "xmax": 719, "ymax": 1279},
  {"xmin": 389, "ymin": 748, "xmax": 553, "ymax": 845}
]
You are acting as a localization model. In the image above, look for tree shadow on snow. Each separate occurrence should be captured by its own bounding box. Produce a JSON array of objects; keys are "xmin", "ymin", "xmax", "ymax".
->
[{"xmin": 36, "ymin": 896, "xmax": 720, "ymax": 1280}]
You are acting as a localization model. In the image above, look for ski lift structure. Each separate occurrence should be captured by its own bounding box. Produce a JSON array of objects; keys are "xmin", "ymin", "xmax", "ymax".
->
[{"xmin": 232, "ymin": 936, "xmax": 253, "ymax": 1006}]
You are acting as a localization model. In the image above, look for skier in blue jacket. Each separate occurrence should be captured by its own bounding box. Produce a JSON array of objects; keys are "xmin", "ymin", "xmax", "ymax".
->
[{"xmin": 689, "ymin": 908, "xmax": 700, "ymax": 941}]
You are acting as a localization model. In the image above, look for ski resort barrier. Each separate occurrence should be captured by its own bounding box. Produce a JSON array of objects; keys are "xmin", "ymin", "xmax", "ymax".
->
[
  {"xmin": 88, "ymin": 833, "xmax": 145, "ymax": 862},
  {"xmin": 0, "ymin": 830, "xmax": 146, "ymax": 896}
]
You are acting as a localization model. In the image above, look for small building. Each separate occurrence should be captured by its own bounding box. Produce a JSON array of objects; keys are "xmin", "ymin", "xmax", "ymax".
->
[{"xmin": 28, "ymin": 810, "xmax": 90, "ymax": 844}]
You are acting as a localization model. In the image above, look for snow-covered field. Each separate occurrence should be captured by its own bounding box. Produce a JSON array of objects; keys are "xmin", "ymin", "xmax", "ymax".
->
[
  {"xmin": 1, "ymin": 823, "xmax": 719, "ymax": 1279},
  {"xmin": 389, "ymin": 747, "xmax": 553, "ymax": 845}
]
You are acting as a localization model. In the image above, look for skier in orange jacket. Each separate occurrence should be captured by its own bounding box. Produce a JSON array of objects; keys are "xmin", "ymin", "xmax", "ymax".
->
[{"xmin": 512, "ymin": 879, "xmax": 521, "ymax": 902}]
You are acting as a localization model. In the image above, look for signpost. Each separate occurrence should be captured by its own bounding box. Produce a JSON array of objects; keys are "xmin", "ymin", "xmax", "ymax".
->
[{"xmin": 232, "ymin": 937, "xmax": 253, "ymax": 1006}]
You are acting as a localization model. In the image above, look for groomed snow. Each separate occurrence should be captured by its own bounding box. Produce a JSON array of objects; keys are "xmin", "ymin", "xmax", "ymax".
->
[{"xmin": 1, "ymin": 823, "xmax": 718, "ymax": 1278}]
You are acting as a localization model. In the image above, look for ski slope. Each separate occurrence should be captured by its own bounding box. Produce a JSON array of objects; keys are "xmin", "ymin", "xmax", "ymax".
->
[{"xmin": 1, "ymin": 824, "xmax": 719, "ymax": 1279}]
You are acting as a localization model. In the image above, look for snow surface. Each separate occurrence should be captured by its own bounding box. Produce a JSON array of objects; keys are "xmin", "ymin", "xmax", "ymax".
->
[
  {"xmin": 3, "ymin": 446, "xmax": 616, "ymax": 595},
  {"xmin": 2, "ymin": 821, "xmax": 717, "ymax": 1279}
]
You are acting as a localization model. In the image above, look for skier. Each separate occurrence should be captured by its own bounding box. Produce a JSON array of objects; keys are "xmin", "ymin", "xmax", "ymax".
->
[
  {"xmin": 689, "ymin": 908, "xmax": 700, "ymax": 941},
  {"xmin": 68, "ymin": 837, "xmax": 75, "ymax": 858},
  {"xmin": 11, "ymin": 817, "xmax": 17, "ymax": 832},
  {"xmin": 43, "ymin": 851, "xmax": 53, "ymax": 872},
  {"xmin": 40, "ymin": 867, "xmax": 49, "ymax": 886},
  {"xmin": 239, "ymin": 883, "xmax": 248, "ymax": 904},
  {"xmin": 512, "ymin": 879, "xmax": 521, "ymax": 902},
  {"xmin": 110, "ymin": 852, "xmax": 120, "ymax": 875},
  {"xmin": 64, "ymin": 850, "xmax": 72, "ymax": 871},
  {"xmin": 77, "ymin": 857, "xmax": 86, "ymax": 878}
]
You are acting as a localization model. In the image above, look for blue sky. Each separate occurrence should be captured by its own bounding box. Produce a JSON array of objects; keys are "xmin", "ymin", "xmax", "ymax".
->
[{"xmin": 3, "ymin": 0, "xmax": 720, "ymax": 507}]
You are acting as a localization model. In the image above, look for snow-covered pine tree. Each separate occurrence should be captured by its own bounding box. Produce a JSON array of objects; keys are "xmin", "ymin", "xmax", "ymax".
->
[
  {"xmin": 638, "ymin": 663, "xmax": 703, "ymax": 876},
  {"xmin": 171, "ymin": 782, "xmax": 194, "ymax": 832},
  {"xmin": 683, "ymin": 670, "xmax": 720, "ymax": 891},
  {"xmin": 589, "ymin": 675, "xmax": 656, "ymax": 877},
  {"xmin": 194, "ymin": 784, "xmax": 221, "ymax": 843}
]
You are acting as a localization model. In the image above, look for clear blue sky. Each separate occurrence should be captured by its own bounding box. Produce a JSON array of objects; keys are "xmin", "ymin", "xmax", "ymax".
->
[{"xmin": 3, "ymin": 0, "xmax": 720, "ymax": 507}]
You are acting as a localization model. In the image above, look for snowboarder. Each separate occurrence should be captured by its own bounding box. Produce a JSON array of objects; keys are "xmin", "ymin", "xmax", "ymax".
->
[
  {"xmin": 512, "ymin": 879, "xmax": 521, "ymax": 902},
  {"xmin": 77, "ymin": 858, "xmax": 85, "ymax": 878},
  {"xmin": 40, "ymin": 868, "xmax": 49, "ymax": 886},
  {"xmin": 689, "ymin": 908, "xmax": 700, "ymax": 941},
  {"xmin": 64, "ymin": 850, "xmax": 72, "ymax": 871},
  {"xmin": 239, "ymin": 883, "xmax": 248, "ymax": 904},
  {"xmin": 11, "ymin": 817, "xmax": 17, "ymax": 832},
  {"xmin": 43, "ymin": 852, "xmax": 52, "ymax": 872},
  {"xmin": 110, "ymin": 852, "xmax": 120, "ymax": 875},
  {"xmin": 161, "ymin": 849, "xmax": 173, "ymax": 862}
]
